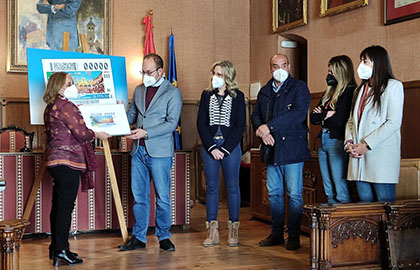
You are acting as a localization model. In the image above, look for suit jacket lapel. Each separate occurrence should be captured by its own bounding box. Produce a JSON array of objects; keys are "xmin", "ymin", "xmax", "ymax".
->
[{"xmin": 137, "ymin": 86, "xmax": 146, "ymax": 114}]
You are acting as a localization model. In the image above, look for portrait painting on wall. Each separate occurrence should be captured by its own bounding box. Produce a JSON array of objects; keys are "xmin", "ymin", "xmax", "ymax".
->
[
  {"xmin": 320, "ymin": 0, "xmax": 368, "ymax": 17},
  {"xmin": 7, "ymin": 0, "xmax": 112, "ymax": 72},
  {"xmin": 385, "ymin": 0, "xmax": 420, "ymax": 25},
  {"xmin": 272, "ymin": 0, "xmax": 307, "ymax": 33}
]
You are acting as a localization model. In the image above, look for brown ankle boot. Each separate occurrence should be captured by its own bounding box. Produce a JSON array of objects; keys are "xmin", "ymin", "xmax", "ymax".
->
[
  {"xmin": 203, "ymin": 221, "xmax": 219, "ymax": 247},
  {"xmin": 227, "ymin": 220, "xmax": 240, "ymax": 247}
]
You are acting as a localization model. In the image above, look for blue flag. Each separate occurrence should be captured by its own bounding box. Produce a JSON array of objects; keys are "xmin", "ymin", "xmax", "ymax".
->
[{"xmin": 169, "ymin": 33, "xmax": 182, "ymax": 150}]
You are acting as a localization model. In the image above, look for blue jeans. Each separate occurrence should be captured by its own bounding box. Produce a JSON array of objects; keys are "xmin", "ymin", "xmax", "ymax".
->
[
  {"xmin": 356, "ymin": 182, "xmax": 396, "ymax": 202},
  {"xmin": 266, "ymin": 162, "xmax": 303, "ymax": 239},
  {"xmin": 318, "ymin": 131, "xmax": 351, "ymax": 204},
  {"xmin": 201, "ymin": 140, "xmax": 241, "ymax": 222},
  {"xmin": 131, "ymin": 146, "xmax": 173, "ymax": 243}
]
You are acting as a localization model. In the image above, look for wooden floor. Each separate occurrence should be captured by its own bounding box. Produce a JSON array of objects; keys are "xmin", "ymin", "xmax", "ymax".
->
[{"xmin": 19, "ymin": 203, "xmax": 310, "ymax": 269}]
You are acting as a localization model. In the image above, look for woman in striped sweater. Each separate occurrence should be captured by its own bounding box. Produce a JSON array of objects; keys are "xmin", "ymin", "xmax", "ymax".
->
[{"xmin": 197, "ymin": 60, "xmax": 246, "ymax": 247}]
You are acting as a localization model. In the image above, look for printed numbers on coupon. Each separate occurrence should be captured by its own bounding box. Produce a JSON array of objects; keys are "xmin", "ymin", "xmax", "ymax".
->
[{"xmin": 83, "ymin": 62, "xmax": 109, "ymax": 71}]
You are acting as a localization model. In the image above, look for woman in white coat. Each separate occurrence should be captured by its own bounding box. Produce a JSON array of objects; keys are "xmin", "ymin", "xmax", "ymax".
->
[{"xmin": 345, "ymin": 45, "xmax": 404, "ymax": 202}]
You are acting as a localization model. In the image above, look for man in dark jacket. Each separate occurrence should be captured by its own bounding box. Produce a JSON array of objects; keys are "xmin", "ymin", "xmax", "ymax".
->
[{"xmin": 251, "ymin": 54, "xmax": 310, "ymax": 250}]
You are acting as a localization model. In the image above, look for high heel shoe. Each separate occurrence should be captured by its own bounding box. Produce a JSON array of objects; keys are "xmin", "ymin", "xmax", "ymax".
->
[
  {"xmin": 49, "ymin": 249, "xmax": 78, "ymax": 260},
  {"xmin": 52, "ymin": 250, "xmax": 83, "ymax": 267}
]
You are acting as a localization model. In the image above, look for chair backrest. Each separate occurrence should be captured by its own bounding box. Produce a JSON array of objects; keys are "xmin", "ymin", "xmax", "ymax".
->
[
  {"xmin": 118, "ymin": 136, "xmax": 132, "ymax": 152},
  {"xmin": 0, "ymin": 125, "xmax": 34, "ymax": 152},
  {"xmin": 385, "ymin": 201, "xmax": 420, "ymax": 269}
]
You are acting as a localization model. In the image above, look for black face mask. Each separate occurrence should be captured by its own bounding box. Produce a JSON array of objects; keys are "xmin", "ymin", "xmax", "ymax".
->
[{"xmin": 326, "ymin": 74, "xmax": 338, "ymax": 86}]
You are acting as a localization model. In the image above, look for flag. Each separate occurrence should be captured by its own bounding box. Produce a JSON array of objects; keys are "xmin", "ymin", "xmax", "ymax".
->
[
  {"xmin": 168, "ymin": 33, "xmax": 182, "ymax": 150},
  {"xmin": 168, "ymin": 34, "xmax": 178, "ymax": 87},
  {"xmin": 143, "ymin": 15, "xmax": 156, "ymax": 55}
]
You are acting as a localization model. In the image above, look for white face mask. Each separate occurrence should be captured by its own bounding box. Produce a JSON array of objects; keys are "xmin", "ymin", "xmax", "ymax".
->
[
  {"xmin": 212, "ymin": 75, "xmax": 225, "ymax": 89},
  {"xmin": 143, "ymin": 74, "xmax": 157, "ymax": 87},
  {"xmin": 272, "ymin": 68, "xmax": 289, "ymax": 83},
  {"xmin": 63, "ymin": 84, "xmax": 78, "ymax": 99},
  {"xmin": 357, "ymin": 62, "xmax": 373, "ymax": 80}
]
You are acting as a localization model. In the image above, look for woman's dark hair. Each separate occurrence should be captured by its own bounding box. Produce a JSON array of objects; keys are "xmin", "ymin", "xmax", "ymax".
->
[{"xmin": 353, "ymin": 45, "xmax": 395, "ymax": 111}]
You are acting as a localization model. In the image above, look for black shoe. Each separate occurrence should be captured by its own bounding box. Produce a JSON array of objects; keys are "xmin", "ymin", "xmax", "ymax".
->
[
  {"xmin": 52, "ymin": 250, "xmax": 83, "ymax": 267},
  {"xmin": 259, "ymin": 234, "xmax": 285, "ymax": 247},
  {"xmin": 286, "ymin": 237, "xmax": 301, "ymax": 250},
  {"xmin": 119, "ymin": 237, "xmax": 146, "ymax": 251},
  {"xmin": 159, "ymin": 239, "xmax": 175, "ymax": 251},
  {"xmin": 49, "ymin": 249, "xmax": 78, "ymax": 260}
]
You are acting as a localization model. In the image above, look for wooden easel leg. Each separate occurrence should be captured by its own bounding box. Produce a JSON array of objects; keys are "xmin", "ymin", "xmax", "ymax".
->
[
  {"xmin": 62, "ymin": 32, "xmax": 70, "ymax": 51},
  {"xmin": 102, "ymin": 139, "xmax": 129, "ymax": 244},
  {"xmin": 79, "ymin": 34, "xmax": 89, "ymax": 53}
]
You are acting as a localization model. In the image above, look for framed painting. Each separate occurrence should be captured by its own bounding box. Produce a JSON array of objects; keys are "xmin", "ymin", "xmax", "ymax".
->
[
  {"xmin": 7, "ymin": 0, "xmax": 112, "ymax": 73},
  {"xmin": 320, "ymin": 0, "xmax": 368, "ymax": 17},
  {"xmin": 385, "ymin": 0, "xmax": 420, "ymax": 25},
  {"xmin": 272, "ymin": 0, "xmax": 307, "ymax": 33}
]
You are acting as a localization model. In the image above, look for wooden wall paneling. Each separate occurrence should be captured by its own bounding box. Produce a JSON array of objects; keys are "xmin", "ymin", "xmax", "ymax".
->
[
  {"xmin": 401, "ymin": 81, "xmax": 420, "ymax": 159},
  {"xmin": 249, "ymin": 100, "xmax": 260, "ymax": 149},
  {"xmin": 1, "ymin": 98, "xmax": 45, "ymax": 150},
  {"xmin": 397, "ymin": 158, "xmax": 420, "ymax": 200},
  {"xmin": 308, "ymin": 92, "xmax": 322, "ymax": 158},
  {"xmin": 180, "ymin": 100, "xmax": 200, "ymax": 151},
  {"xmin": 181, "ymin": 100, "xmax": 199, "ymax": 201},
  {"xmin": 242, "ymin": 98, "xmax": 252, "ymax": 152},
  {"xmin": 250, "ymin": 149, "xmax": 271, "ymax": 221}
]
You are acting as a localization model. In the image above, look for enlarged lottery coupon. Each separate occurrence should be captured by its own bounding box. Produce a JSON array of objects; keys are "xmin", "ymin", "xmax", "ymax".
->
[
  {"xmin": 78, "ymin": 104, "xmax": 131, "ymax": 136},
  {"xmin": 41, "ymin": 58, "xmax": 116, "ymax": 106}
]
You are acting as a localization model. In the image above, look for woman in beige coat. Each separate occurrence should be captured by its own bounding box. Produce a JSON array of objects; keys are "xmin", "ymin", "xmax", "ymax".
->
[{"xmin": 345, "ymin": 45, "xmax": 404, "ymax": 202}]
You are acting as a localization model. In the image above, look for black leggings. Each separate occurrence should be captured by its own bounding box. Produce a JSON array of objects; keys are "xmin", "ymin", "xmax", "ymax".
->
[{"xmin": 47, "ymin": 166, "xmax": 80, "ymax": 251}]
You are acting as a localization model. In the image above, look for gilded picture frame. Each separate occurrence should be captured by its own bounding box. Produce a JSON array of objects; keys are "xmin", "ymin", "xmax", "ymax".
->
[
  {"xmin": 272, "ymin": 0, "xmax": 308, "ymax": 33},
  {"xmin": 320, "ymin": 0, "xmax": 369, "ymax": 17},
  {"xmin": 7, "ymin": 0, "xmax": 112, "ymax": 73}
]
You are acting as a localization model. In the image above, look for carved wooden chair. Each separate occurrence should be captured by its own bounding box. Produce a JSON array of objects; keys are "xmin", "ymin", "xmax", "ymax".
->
[
  {"xmin": 385, "ymin": 201, "xmax": 420, "ymax": 270},
  {"xmin": 0, "ymin": 125, "xmax": 34, "ymax": 152},
  {"xmin": 118, "ymin": 136, "xmax": 132, "ymax": 152}
]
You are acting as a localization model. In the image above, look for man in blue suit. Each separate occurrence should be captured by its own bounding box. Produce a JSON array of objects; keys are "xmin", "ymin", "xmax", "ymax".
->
[
  {"xmin": 251, "ymin": 54, "xmax": 310, "ymax": 250},
  {"xmin": 36, "ymin": 0, "xmax": 81, "ymax": 51},
  {"xmin": 120, "ymin": 53, "xmax": 182, "ymax": 252}
]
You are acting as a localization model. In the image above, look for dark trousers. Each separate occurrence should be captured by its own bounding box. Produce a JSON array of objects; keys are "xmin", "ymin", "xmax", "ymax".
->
[{"xmin": 47, "ymin": 166, "xmax": 80, "ymax": 251}]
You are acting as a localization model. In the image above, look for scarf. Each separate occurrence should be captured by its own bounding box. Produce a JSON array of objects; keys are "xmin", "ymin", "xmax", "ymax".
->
[{"xmin": 80, "ymin": 142, "xmax": 99, "ymax": 192}]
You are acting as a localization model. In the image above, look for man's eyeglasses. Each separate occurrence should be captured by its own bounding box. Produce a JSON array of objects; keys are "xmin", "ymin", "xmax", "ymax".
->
[{"xmin": 140, "ymin": 69, "xmax": 157, "ymax": 76}]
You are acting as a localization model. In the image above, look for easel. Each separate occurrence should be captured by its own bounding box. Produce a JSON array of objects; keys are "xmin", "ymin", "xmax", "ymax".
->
[{"xmin": 22, "ymin": 33, "xmax": 129, "ymax": 244}]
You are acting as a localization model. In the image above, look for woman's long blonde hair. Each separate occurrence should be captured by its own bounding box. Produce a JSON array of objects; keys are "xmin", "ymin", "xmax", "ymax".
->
[
  {"xmin": 207, "ymin": 60, "xmax": 239, "ymax": 98},
  {"xmin": 43, "ymin": 72, "xmax": 68, "ymax": 104},
  {"xmin": 321, "ymin": 55, "xmax": 356, "ymax": 109}
]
